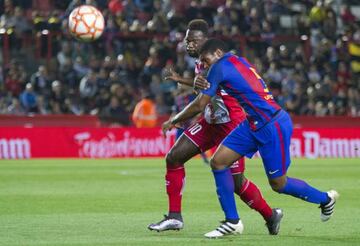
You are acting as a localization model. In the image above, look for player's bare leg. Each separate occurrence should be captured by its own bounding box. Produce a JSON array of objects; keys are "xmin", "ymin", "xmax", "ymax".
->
[
  {"xmin": 210, "ymin": 144, "xmax": 238, "ymax": 170},
  {"xmin": 148, "ymin": 134, "xmax": 201, "ymax": 232},
  {"xmin": 165, "ymin": 134, "xmax": 201, "ymax": 168}
]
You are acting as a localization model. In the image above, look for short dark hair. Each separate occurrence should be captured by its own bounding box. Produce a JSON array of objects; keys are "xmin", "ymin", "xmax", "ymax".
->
[
  {"xmin": 188, "ymin": 19, "xmax": 209, "ymax": 35},
  {"xmin": 199, "ymin": 38, "xmax": 229, "ymax": 55}
]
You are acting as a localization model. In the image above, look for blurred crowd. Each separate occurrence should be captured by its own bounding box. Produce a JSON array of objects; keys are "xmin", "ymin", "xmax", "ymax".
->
[{"xmin": 0, "ymin": 0, "xmax": 359, "ymax": 126}]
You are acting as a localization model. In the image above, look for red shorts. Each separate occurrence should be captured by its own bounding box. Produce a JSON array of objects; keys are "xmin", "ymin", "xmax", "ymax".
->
[{"xmin": 183, "ymin": 118, "xmax": 245, "ymax": 174}]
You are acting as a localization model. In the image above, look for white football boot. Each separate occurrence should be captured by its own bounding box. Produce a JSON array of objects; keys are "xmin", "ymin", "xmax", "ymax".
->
[
  {"xmin": 320, "ymin": 190, "xmax": 339, "ymax": 222},
  {"xmin": 204, "ymin": 220, "xmax": 244, "ymax": 238}
]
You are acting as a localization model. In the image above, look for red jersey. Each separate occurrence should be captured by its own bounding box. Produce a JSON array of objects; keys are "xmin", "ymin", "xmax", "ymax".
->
[{"xmin": 195, "ymin": 61, "xmax": 246, "ymax": 124}]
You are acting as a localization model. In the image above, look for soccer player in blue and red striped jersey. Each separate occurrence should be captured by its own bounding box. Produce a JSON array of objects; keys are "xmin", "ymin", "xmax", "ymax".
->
[
  {"xmin": 166, "ymin": 39, "xmax": 339, "ymax": 238},
  {"xmin": 149, "ymin": 20, "xmax": 282, "ymax": 236}
]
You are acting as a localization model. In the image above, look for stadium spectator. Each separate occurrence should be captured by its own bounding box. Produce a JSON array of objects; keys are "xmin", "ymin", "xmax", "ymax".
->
[
  {"xmin": 64, "ymin": 96, "xmax": 84, "ymax": 115},
  {"xmin": 264, "ymin": 62, "xmax": 283, "ymax": 85},
  {"xmin": 213, "ymin": 6, "xmax": 231, "ymax": 34},
  {"xmin": 73, "ymin": 56, "xmax": 90, "ymax": 79},
  {"xmin": 49, "ymin": 80, "xmax": 66, "ymax": 113},
  {"xmin": 97, "ymin": 67, "xmax": 110, "ymax": 89},
  {"xmin": 4, "ymin": 60, "xmax": 26, "ymax": 97},
  {"xmin": 59, "ymin": 59, "xmax": 78, "ymax": 89},
  {"xmin": 184, "ymin": 0, "xmax": 201, "ymax": 22},
  {"xmin": 134, "ymin": 0, "xmax": 153, "ymax": 12},
  {"xmin": 309, "ymin": 0, "xmax": 326, "ymax": 28},
  {"xmin": 341, "ymin": 4, "xmax": 357, "ymax": 25},
  {"xmin": 7, "ymin": 97, "xmax": 24, "ymax": 115},
  {"xmin": 57, "ymin": 42, "xmax": 72, "ymax": 71},
  {"xmin": 30, "ymin": 65, "xmax": 51, "ymax": 96},
  {"xmin": 147, "ymin": 0, "xmax": 170, "ymax": 33},
  {"xmin": 37, "ymin": 95, "xmax": 50, "ymax": 115},
  {"xmin": 108, "ymin": 0, "xmax": 123, "ymax": 15},
  {"xmin": 79, "ymin": 70, "xmax": 98, "ymax": 99},
  {"xmin": 13, "ymin": 6, "xmax": 31, "ymax": 33},
  {"xmin": 19, "ymin": 83, "xmax": 37, "ymax": 113},
  {"xmin": 349, "ymin": 30, "xmax": 360, "ymax": 75},
  {"xmin": 348, "ymin": 86, "xmax": 360, "ymax": 116},
  {"xmin": 101, "ymin": 96, "xmax": 130, "ymax": 126},
  {"xmin": 132, "ymin": 91, "xmax": 157, "ymax": 127},
  {"xmin": 110, "ymin": 83, "xmax": 133, "ymax": 113},
  {"xmin": 5, "ymin": 69, "xmax": 23, "ymax": 97},
  {"xmin": 0, "ymin": 0, "xmax": 359, "ymax": 123}
]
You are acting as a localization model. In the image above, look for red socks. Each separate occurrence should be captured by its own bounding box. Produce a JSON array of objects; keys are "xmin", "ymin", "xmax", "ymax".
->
[
  {"xmin": 237, "ymin": 179, "xmax": 273, "ymax": 221},
  {"xmin": 165, "ymin": 165, "xmax": 272, "ymax": 221},
  {"xmin": 166, "ymin": 166, "xmax": 185, "ymax": 213}
]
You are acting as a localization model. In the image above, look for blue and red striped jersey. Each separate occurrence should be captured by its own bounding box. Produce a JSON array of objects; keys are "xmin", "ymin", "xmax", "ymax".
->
[{"xmin": 202, "ymin": 53, "xmax": 281, "ymax": 130}]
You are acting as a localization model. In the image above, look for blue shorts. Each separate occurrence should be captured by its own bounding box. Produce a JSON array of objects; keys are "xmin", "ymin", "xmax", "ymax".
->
[
  {"xmin": 176, "ymin": 128, "xmax": 184, "ymax": 140},
  {"xmin": 222, "ymin": 110, "xmax": 293, "ymax": 179}
]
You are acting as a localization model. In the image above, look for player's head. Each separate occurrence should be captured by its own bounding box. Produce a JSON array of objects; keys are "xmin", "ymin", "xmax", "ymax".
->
[
  {"xmin": 199, "ymin": 38, "xmax": 229, "ymax": 69},
  {"xmin": 184, "ymin": 19, "xmax": 209, "ymax": 58}
]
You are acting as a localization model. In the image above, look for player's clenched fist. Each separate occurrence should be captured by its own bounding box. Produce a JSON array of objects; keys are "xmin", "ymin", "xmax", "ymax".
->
[
  {"xmin": 162, "ymin": 120, "xmax": 175, "ymax": 137},
  {"xmin": 162, "ymin": 119, "xmax": 182, "ymax": 137}
]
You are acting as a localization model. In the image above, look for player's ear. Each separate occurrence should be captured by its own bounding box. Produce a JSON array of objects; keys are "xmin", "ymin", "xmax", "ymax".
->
[{"xmin": 215, "ymin": 49, "xmax": 224, "ymax": 59}]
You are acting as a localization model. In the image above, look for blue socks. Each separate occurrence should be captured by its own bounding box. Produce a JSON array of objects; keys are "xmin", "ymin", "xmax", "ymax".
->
[
  {"xmin": 279, "ymin": 177, "xmax": 329, "ymax": 204},
  {"xmin": 212, "ymin": 168, "xmax": 239, "ymax": 221},
  {"xmin": 212, "ymin": 170, "xmax": 328, "ymax": 221}
]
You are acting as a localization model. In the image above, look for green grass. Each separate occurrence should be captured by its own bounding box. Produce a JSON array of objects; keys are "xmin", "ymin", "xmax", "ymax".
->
[{"xmin": 0, "ymin": 158, "xmax": 359, "ymax": 246}]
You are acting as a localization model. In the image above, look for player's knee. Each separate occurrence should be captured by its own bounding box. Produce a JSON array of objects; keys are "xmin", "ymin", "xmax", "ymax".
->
[
  {"xmin": 165, "ymin": 150, "xmax": 182, "ymax": 167},
  {"xmin": 269, "ymin": 177, "xmax": 286, "ymax": 193},
  {"xmin": 270, "ymin": 184, "xmax": 283, "ymax": 193},
  {"xmin": 210, "ymin": 157, "xmax": 226, "ymax": 170}
]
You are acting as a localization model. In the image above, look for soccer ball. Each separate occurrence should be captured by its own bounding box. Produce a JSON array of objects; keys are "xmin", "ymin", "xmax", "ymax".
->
[{"xmin": 68, "ymin": 5, "xmax": 105, "ymax": 42}]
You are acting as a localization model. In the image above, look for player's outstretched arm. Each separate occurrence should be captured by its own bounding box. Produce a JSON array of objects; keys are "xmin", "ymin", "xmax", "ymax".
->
[
  {"xmin": 171, "ymin": 93, "xmax": 211, "ymax": 125},
  {"xmin": 165, "ymin": 68, "xmax": 193, "ymax": 85},
  {"xmin": 165, "ymin": 68, "xmax": 210, "ymax": 90},
  {"xmin": 162, "ymin": 93, "xmax": 211, "ymax": 136}
]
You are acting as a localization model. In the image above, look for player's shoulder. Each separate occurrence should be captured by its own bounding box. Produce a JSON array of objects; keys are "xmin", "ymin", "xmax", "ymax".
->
[
  {"xmin": 218, "ymin": 53, "xmax": 243, "ymax": 71},
  {"xmin": 218, "ymin": 52, "xmax": 235, "ymax": 64},
  {"xmin": 209, "ymin": 53, "xmax": 237, "ymax": 76},
  {"xmin": 221, "ymin": 54, "xmax": 257, "ymax": 74},
  {"xmin": 207, "ymin": 61, "xmax": 223, "ymax": 80},
  {"xmin": 209, "ymin": 53, "xmax": 232, "ymax": 71}
]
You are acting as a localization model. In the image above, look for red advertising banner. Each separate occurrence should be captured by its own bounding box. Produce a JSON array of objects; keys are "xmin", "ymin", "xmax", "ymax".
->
[
  {"xmin": 291, "ymin": 128, "xmax": 360, "ymax": 159},
  {"xmin": 0, "ymin": 127, "xmax": 359, "ymax": 159},
  {"xmin": 0, "ymin": 127, "xmax": 176, "ymax": 159}
]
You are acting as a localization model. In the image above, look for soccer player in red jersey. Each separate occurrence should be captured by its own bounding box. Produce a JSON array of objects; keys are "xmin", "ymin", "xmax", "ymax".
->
[{"xmin": 148, "ymin": 19, "xmax": 283, "ymax": 235}]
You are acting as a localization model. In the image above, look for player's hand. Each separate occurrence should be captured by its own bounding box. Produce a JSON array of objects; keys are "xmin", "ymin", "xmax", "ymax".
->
[
  {"xmin": 162, "ymin": 120, "xmax": 175, "ymax": 137},
  {"xmin": 164, "ymin": 68, "xmax": 181, "ymax": 82},
  {"xmin": 162, "ymin": 119, "xmax": 182, "ymax": 137},
  {"xmin": 194, "ymin": 75, "xmax": 210, "ymax": 90}
]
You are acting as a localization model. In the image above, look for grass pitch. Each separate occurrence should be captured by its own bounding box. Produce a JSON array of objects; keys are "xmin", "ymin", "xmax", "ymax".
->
[{"xmin": 0, "ymin": 158, "xmax": 359, "ymax": 246}]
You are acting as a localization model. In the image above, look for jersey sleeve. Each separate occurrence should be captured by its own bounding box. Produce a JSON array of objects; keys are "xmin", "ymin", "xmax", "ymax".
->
[{"xmin": 201, "ymin": 62, "xmax": 224, "ymax": 97}]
